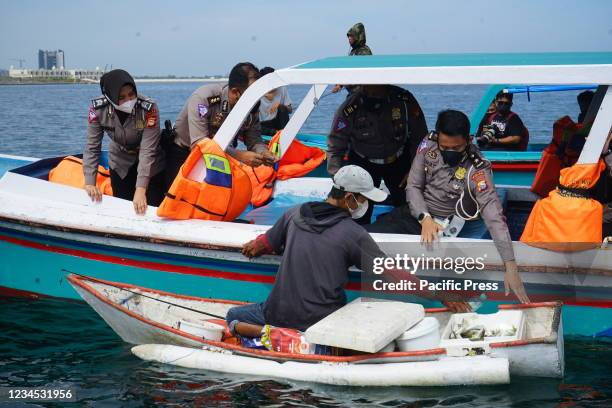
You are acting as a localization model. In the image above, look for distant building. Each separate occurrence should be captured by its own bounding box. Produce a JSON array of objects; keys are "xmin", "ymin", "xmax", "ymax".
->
[
  {"xmin": 8, "ymin": 68, "xmax": 104, "ymax": 81},
  {"xmin": 38, "ymin": 49, "xmax": 65, "ymax": 70},
  {"xmin": 0, "ymin": 69, "xmax": 8, "ymax": 77}
]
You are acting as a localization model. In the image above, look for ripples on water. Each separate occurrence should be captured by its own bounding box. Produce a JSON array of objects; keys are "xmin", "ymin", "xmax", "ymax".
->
[
  {"xmin": 0, "ymin": 298, "xmax": 610, "ymax": 407},
  {"xmin": 0, "ymin": 83, "xmax": 609, "ymax": 407},
  {"xmin": 0, "ymin": 82, "xmax": 589, "ymax": 158}
]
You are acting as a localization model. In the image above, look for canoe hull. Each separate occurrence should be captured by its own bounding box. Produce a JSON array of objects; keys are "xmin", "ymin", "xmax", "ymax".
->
[
  {"xmin": 71, "ymin": 283, "xmax": 204, "ymax": 348},
  {"xmin": 132, "ymin": 344, "xmax": 511, "ymax": 387},
  {"xmin": 67, "ymin": 275, "xmax": 555, "ymax": 381}
]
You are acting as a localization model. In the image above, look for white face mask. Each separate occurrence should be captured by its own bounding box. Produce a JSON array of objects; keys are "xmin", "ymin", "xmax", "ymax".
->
[
  {"xmin": 106, "ymin": 94, "xmax": 137, "ymax": 114},
  {"xmin": 114, "ymin": 98, "xmax": 137, "ymax": 114},
  {"xmin": 347, "ymin": 194, "xmax": 369, "ymax": 219}
]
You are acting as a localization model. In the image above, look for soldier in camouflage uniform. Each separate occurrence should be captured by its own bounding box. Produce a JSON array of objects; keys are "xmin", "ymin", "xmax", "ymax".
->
[
  {"xmin": 347, "ymin": 22, "xmax": 372, "ymax": 56},
  {"xmin": 331, "ymin": 22, "xmax": 373, "ymax": 94}
]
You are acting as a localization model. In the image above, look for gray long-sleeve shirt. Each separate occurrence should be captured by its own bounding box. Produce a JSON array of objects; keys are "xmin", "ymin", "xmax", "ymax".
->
[
  {"xmin": 83, "ymin": 95, "xmax": 165, "ymax": 189},
  {"xmin": 261, "ymin": 202, "xmax": 384, "ymax": 331},
  {"xmin": 406, "ymin": 137, "xmax": 515, "ymax": 262}
]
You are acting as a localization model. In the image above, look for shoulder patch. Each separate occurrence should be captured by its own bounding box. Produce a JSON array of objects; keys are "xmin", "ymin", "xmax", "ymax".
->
[
  {"xmin": 145, "ymin": 106, "xmax": 158, "ymax": 128},
  {"xmin": 137, "ymin": 97, "xmax": 154, "ymax": 112},
  {"xmin": 207, "ymin": 95, "xmax": 221, "ymax": 105},
  {"xmin": 91, "ymin": 97, "xmax": 108, "ymax": 110},
  {"xmin": 333, "ymin": 117, "xmax": 348, "ymax": 132},
  {"xmin": 471, "ymin": 170, "xmax": 489, "ymax": 193},
  {"xmin": 197, "ymin": 103, "xmax": 208, "ymax": 118},
  {"xmin": 416, "ymin": 138, "xmax": 428, "ymax": 153}
]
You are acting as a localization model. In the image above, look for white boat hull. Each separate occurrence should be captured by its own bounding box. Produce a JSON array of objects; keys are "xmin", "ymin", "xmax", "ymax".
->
[{"xmin": 131, "ymin": 344, "xmax": 510, "ymax": 387}]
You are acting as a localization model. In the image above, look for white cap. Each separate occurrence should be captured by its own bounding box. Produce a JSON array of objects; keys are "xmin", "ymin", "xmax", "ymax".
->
[{"xmin": 332, "ymin": 165, "xmax": 388, "ymax": 202}]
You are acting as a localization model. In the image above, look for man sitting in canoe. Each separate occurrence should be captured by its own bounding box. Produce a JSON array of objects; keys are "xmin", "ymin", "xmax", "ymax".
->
[{"xmin": 226, "ymin": 165, "xmax": 471, "ymax": 338}]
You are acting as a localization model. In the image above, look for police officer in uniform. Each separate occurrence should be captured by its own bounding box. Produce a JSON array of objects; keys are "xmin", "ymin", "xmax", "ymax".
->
[
  {"xmin": 366, "ymin": 110, "xmax": 530, "ymax": 303},
  {"xmin": 165, "ymin": 62, "xmax": 275, "ymax": 189},
  {"xmin": 84, "ymin": 69, "xmax": 166, "ymax": 214},
  {"xmin": 327, "ymin": 85, "xmax": 428, "ymax": 223}
]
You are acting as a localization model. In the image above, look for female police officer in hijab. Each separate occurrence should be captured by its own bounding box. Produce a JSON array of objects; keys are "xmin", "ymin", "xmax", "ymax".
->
[{"xmin": 83, "ymin": 69, "xmax": 166, "ymax": 214}]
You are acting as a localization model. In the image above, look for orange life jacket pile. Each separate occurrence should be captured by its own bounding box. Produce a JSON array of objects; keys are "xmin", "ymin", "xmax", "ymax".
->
[
  {"xmin": 157, "ymin": 132, "xmax": 326, "ymax": 221},
  {"xmin": 243, "ymin": 131, "xmax": 326, "ymax": 207},
  {"xmin": 48, "ymin": 156, "xmax": 113, "ymax": 196},
  {"xmin": 157, "ymin": 138, "xmax": 252, "ymax": 221},
  {"xmin": 521, "ymin": 160, "xmax": 605, "ymax": 251}
]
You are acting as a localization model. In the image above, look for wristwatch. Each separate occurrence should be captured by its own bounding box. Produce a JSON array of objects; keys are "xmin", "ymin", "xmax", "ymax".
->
[{"xmin": 418, "ymin": 212, "xmax": 431, "ymax": 224}]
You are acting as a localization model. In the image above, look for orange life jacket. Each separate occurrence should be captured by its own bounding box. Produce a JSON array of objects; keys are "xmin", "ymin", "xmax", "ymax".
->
[
  {"xmin": 243, "ymin": 131, "xmax": 326, "ymax": 207},
  {"xmin": 521, "ymin": 160, "xmax": 605, "ymax": 251},
  {"xmin": 531, "ymin": 116, "xmax": 588, "ymax": 197},
  {"xmin": 48, "ymin": 156, "xmax": 113, "ymax": 196},
  {"xmin": 157, "ymin": 138, "xmax": 252, "ymax": 221}
]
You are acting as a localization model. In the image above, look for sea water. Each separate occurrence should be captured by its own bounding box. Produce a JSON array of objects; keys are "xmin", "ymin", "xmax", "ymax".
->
[{"xmin": 0, "ymin": 83, "xmax": 610, "ymax": 407}]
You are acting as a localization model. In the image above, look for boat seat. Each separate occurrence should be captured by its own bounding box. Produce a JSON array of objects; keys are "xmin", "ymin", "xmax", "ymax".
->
[{"xmin": 245, "ymin": 188, "xmax": 508, "ymax": 240}]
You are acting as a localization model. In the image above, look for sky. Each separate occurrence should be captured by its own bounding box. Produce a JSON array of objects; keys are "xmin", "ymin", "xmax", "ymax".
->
[{"xmin": 1, "ymin": 0, "xmax": 611, "ymax": 77}]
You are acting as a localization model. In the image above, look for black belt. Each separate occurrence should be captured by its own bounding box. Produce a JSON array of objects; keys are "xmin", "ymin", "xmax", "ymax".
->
[{"xmin": 353, "ymin": 146, "xmax": 405, "ymax": 165}]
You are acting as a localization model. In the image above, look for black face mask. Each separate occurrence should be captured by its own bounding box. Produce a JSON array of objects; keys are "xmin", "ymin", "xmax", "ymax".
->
[
  {"xmin": 496, "ymin": 101, "xmax": 511, "ymax": 114},
  {"xmin": 440, "ymin": 150, "xmax": 465, "ymax": 167},
  {"xmin": 363, "ymin": 96, "xmax": 384, "ymax": 112}
]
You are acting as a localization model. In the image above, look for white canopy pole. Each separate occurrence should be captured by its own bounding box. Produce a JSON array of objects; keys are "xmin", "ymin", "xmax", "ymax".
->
[
  {"xmin": 214, "ymin": 72, "xmax": 286, "ymax": 150},
  {"xmin": 278, "ymin": 84, "xmax": 328, "ymax": 159},
  {"xmin": 577, "ymin": 86, "xmax": 612, "ymax": 164}
]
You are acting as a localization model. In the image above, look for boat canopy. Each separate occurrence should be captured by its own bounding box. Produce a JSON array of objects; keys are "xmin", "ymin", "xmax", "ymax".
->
[
  {"xmin": 292, "ymin": 52, "xmax": 612, "ymax": 70},
  {"xmin": 214, "ymin": 52, "xmax": 612, "ymax": 166}
]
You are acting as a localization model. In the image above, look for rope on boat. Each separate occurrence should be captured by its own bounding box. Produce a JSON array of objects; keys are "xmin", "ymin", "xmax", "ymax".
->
[{"xmin": 62, "ymin": 269, "xmax": 227, "ymax": 320}]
